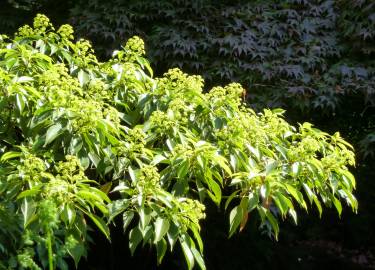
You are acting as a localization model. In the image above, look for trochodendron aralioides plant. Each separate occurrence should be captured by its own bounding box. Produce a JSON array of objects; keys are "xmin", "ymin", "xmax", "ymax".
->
[{"xmin": 0, "ymin": 15, "xmax": 358, "ymax": 270}]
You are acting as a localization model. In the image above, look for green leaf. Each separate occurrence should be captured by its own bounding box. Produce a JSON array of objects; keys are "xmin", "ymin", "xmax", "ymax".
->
[
  {"xmin": 260, "ymin": 183, "xmax": 270, "ymax": 199},
  {"xmin": 224, "ymin": 190, "xmax": 239, "ymax": 210},
  {"xmin": 128, "ymin": 166, "xmax": 136, "ymax": 183},
  {"xmin": 190, "ymin": 225, "xmax": 203, "ymax": 252},
  {"xmin": 154, "ymin": 218, "xmax": 170, "ymax": 243},
  {"xmin": 265, "ymin": 161, "xmax": 278, "ymax": 175},
  {"xmin": 44, "ymin": 123, "xmax": 63, "ymax": 146},
  {"xmin": 273, "ymin": 192, "xmax": 293, "ymax": 217},
  {"xmin": 166, "ymin": 223, "xmax": 179, "ymax": 251},
  {"xmin": 79, "ymin": 156, "xmax": 89, "ymax": 170},
  {"xmin": 191, "ymin": 247, "xmax": 206, "ymax": 270},
  {"xmin": 86, "ymin": 213, "xmax": 110, "ymax": 240},
  {"xmin": 230, "ymin": 154, "xmax": 237, "ymax": 171},
  {"xmin": 341, "ymin": 170, "xmax": 356, "ymax": 189},
  {"xmin": 332, "ymin": 196, "xmax": 342, "ymax": 217},
  {"xmin": 15, "ymin": 93, "xmax": 25, "ymax": 114},
  {"xmin": 129, "ymin": 226, "xmax": 143, "ymax": 255},
  {"xmin": 265, "ymin": 210, "xmax": 279, "ymax": 239},
  {"xmin": 88, "ymin": 152, "xmax": 101, "ymax": 168},
  {"xmin": 78, "ymin": 189, "xmax": 109, "ymax": 204},
  {"xmin": 247, "ymin": 145, "xmax": 261, "ymax": 160},
  {"xmin": 21, "ymin": 198, "xmax": 36, "ymax": 228},
  {"xmin": 67, "ymin": 241, "xmax": 85, "ymax": 268},
  {"xmin": 17, "ymin": 186, "xmax": 41, "ymax": 199},
  {"xmin": 142, "ymin": 225, "xmax": 153, "ymax": 244},
  {"xmin": 139, "ymin": 207, "xmax": 152, "ymax": 231},
  {"xmin": 78, "ymin": 69, "xmax": 90, "ymax": 86},
  {"xmin": 123, "ymin": 211, "xmax": 135, "ymax": 232},
  {"xmin": 275, "ymin": 144, "xmax": 287, "ymax": 160},
  {"xmin": 180, "ymin": 238, "xmax": 195, "ymax": 270},
  {"xmin": 213, "ymin": 154, "xmax": 232, "ymax": 175},
  {"xmin": 291, "ymin": 162, "xmax": 301, "ymax": 176},
  {"xmin": 302, "ymin": 183, "xmax": 315, "ymax": 203},
  {"xmin": 16, "ymin": 76, "xmax": 33, "ymax": 83},
  {"xmin": 288, "ymin": 209, "xmax": 298, "ymax": 224},
  {"xmin": 247, "ymin": 192, "xmax": 259, "ymax": 212},
  {"xmin": 177, "ymin": 159, "xmax": 190, "ymax": 179},
  {"xmin": 100, "ymin": 182, "xmax": 112, "ymax": 194},
  {"xmin": 284, "ymin": 183, "xmax": 306, "ymax": 209},
  {"xmin": 156, "ymin": 238, "xmax": 167, "ymax": 265},
  {"xmin": 313, "ymin": 196, "xmax": 323, "ymax": 217},
  {"xmin": 151, "ymin": 154, "xmax": 167, "ymax": 165},
  {"xmin": 0, "ymin": 151, "xmax": 21, "ymax": 162},
  {"xmin": 108, "ymin": 199, "xmax": 129, "ymax": 222},
  {"xmin": 62, "ymin": 204, "xmax": 76, "ymax": 225},
  {"xmin": 207, "ymin": 177, "xmax": 222, "ymax": 205},
  {"xmin": 229, "ymin": 205, "xmax": 244, "ymax": 237}
]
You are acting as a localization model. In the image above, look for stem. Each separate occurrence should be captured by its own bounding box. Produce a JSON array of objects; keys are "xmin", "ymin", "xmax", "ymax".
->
[{"xmin": 47, "ymin": 229, "xmax": 54, "ymax": 270}]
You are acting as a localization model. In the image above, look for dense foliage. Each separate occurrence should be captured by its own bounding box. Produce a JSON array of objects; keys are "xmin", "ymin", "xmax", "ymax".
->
[
  {"xmin": 2, "ymin": 0, "xmax": 375, "ymax": 159},
  {"xmin": 0, "ymin": 15, "xmax": 358, "ymax": 269},
  {"xmin": 68, "ymin": 0, "xmax": 375, "ymax": 159}
]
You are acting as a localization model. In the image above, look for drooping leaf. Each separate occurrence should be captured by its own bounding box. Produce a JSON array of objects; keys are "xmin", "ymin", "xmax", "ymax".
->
[
  {"xmin": 154, "ymin": 218, "xmax": 170, "ymax": 243},
  {"xmin": 44, "ymin": 123, "xmax": 63, "ymax": 146}
]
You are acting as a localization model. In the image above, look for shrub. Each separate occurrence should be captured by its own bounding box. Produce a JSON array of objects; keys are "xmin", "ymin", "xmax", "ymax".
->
[{"xmin": 0, "ymin": 15, "xmax": 358, "ymax": 269}]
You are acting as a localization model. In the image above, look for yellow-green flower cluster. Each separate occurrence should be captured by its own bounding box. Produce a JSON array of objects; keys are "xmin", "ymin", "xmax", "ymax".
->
[
  {"xmin": 38, "ymin": 64, "xmax": 82, "ymax": 106},
  {"xmin": 36, "ymin": 64, "xmax": 121, "ymax": 134},
  {"xmin": 155, "ymin": 68, "xmax": 204, "ymax": 96},
  {"xmin": 239, "ymin": 111, "xmax": 268, "ymax": 145},
  {"xmin": 57, "ymin": 24, "xmax": 74, "ymax": 40},
  {"xmin": 167, "ymin": 98, "xmax": 192, "ymax": 124},
  {"xmin": 225, "ymin": 83, "xmax": 244, "ymax": 99},
  {"xmin": 321, "ymin": 149, "xmax": 355, "ymax": 170},
  {"xmin": 33, "ymin": 14, "xmax": 54, "ymax": 33},
  {"xmin": 16, "ymin": 14, "xmax": 57, "ymax": 39},
  {"xmin": 56, "ymin": 155, "xmax": 85, "ymax": 181},
  {"xmin": 178, "ymin": 198, "xmax": 206, "ymax": 230},
  {"xmin": 118, "ymin": 127, "xmax": 147, "ymax": 158},
  {"xmin": 103, "ymin": 106, "xmax": 121, "ymax": 128},
  {"xmin": 173, "ymin": 144, "xmax": 194, "ymax": 159},
  {"xmin": 206, "ymin": 83, "xmax": 243, "ymax": 110},
  {"xmin": 16, "ymin": 25, "xmax": 35, "ymax": 37},
  {"xmin": 86, "ymin": 78, "xmax": 110, "ymax": 100},
  {"xmin": 44, "ymin": 178, "xmax": 75, "ymax": 204},
  {"xmin": 75, "ymin": 39, "xmax": 98, "ymax": 65},
  {"xmin": 124, "ymin": 36, "xmax": 145, "ymax": 62},
  {"xmin": 125, "ymin": 127, "xmax": 146, "ymax": 146},
  {"xmin": 299, "ymin": 136, "xmax": 320, "ymax": 154},
  {"xmin": 137, "ymin": 165, "xmax": 161, "ymax": 194},
  {"xmin": 259, "ymin": 109, "xmax": 290, "ymax": 138},
  {"xmin": 17, "ymin": 154, "xmax": 46, "ymax": 184},
  {"xmin": 43, "ymin": 156, "xmax": 87, "ymax": 202},
  {"xmin": 215, "ymin": 112, "xmax": 266, "ymax": 152},
  {"xmin": 64, "ymin": 235, "xmax": 80, "ymax": 253},
  {"xmin": 149, "ymin": 110, "xmax": 175, "ymax": 133},
  {"xmin": 69, "ymin": 99, "xmax": 103, "ymax": 133},
  {"xmin": 205, "ymin": 83, "xmax": 245, "ymax": 118}
]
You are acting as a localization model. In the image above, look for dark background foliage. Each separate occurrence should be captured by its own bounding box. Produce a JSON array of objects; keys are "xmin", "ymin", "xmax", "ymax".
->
[{"xmin": 1, "ymin": 0, "xmax": 375, "ymax": 269}]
